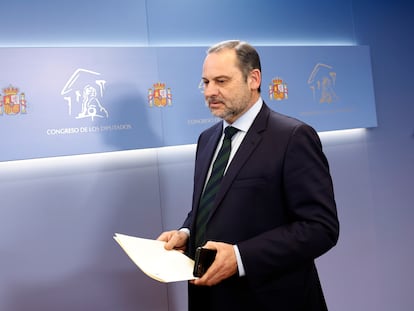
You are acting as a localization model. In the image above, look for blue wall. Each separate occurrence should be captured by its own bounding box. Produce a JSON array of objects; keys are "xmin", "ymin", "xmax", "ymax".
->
[{"xmin": 1, "ymin": 1, "xmax": 413, "ymax": 310}]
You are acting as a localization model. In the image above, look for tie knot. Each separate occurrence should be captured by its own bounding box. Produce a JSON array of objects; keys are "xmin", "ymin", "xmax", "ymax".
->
[{"xmin": 224, "ymin": 126, "xmax": 239, "ymax": 139}]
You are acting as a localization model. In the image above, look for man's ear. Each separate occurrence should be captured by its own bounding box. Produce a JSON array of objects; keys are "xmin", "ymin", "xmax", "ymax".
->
[{"xmin": 248, "ymin": 69, "xmax": 261, "ymax": 91}]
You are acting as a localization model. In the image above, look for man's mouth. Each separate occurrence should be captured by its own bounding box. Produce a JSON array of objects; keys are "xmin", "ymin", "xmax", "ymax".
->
[{"xmin": 208, "ymin": 99, "xmax": 223, "ymax": 107}]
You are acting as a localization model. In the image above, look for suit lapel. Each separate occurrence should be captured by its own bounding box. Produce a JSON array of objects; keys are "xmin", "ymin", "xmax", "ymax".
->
[
  {"xmin": 193, "ymin": 123, "xmax": 223, "ymax": 212},
  {"xmin": 212, "ymin": 104, "xmax": 270, "ymax": 216}
]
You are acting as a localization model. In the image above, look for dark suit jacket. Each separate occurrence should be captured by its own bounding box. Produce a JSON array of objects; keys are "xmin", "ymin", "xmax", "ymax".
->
[{"xmin": 183, "ymin": 103, "xmax": 339, "ymax": 311}]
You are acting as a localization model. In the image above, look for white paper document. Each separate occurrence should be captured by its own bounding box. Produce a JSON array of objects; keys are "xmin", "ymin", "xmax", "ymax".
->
[{"xmin": 114, "ymin": 233, "xmax": 196, "ymax": 283}]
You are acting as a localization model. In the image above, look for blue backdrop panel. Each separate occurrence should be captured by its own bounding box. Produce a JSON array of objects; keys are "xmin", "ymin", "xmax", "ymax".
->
[
  {"xmin": 0, "ymin": 47, "xmax": 163, "ymax": 161},
  {"xmin": 257, "ymin": 45, "xmax": 377, "ymax": 132},
  {"xmin": 0, "ymin": 46, "xmax": 376, "ymax": 162}
]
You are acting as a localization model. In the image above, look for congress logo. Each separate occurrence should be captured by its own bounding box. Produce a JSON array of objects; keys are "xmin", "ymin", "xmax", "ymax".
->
[
  {"xmin": 148, "ymin": 82, "xmax": 172, "ymax": 107},
  {"xmin": 61, "ymin": 68, "xmax": 109, "ymax": 120},
  {"xmin": 0, "ymin": 85, "xmax": 27, "ymax": 116},
  {"xmin": 308, "ymin": 63, "xmax": 338, "ymax": 104},
  {"xmin": 269, "ymin": 77, "xmax": 288, "ymax": 101}
]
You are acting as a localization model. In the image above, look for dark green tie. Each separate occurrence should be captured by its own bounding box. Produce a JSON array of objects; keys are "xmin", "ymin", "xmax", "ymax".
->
[{"xmin": 195, "ymin": 126, "xmax": 239, "ymax": 248}]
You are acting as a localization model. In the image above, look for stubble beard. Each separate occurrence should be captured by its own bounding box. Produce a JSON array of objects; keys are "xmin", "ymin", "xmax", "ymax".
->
[{"xmin": 206, "ymin": 93, "xmax": 251, "ymax": 123}]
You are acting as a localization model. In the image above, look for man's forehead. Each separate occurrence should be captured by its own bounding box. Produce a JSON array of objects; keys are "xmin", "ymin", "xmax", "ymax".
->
[{"xmin": 202, "ymin": 50, "xmax": 239, "ymax": 78}]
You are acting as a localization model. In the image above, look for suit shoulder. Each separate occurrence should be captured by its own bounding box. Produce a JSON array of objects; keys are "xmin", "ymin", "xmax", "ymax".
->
[
  {"xmin": 268, "ymin": 108, "xmax": 309, "ymax": 130},
  {"xmin": 264, "ymin": 107, "xmax": 320, "ymax": 143}
]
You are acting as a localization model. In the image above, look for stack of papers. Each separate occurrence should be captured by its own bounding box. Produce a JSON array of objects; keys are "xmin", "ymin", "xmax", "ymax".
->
[{"xmin": 114, "ymin": 233, "xmax": 196, "ymax": 283}]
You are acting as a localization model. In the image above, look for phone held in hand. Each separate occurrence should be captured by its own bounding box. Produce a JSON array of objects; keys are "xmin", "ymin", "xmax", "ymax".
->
[{"xmin": 193, "ymin": 247, "xmax": 217, "ymax": 277}]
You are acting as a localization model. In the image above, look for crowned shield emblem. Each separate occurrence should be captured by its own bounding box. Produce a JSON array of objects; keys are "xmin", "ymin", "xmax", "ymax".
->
[
  {"xmin": 1, "ymin": 85, "xmax": 27, "ymax": 116},
  {"xmin": 269, "ymin": 77, "xmax": 288, "ymax": 101},
  {"xmin": 148, "ymin": 82, "xmax": 172, "ymax": 107}
]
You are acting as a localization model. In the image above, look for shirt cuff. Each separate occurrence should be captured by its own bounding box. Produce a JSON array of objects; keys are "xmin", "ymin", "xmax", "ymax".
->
[
  {"xmin": 233, "ymin": 245, "xmax": 246, "ymax": 277},
  {"xmin": 179, "ymin": 227, "xmax": 190, "ymax": 237}
]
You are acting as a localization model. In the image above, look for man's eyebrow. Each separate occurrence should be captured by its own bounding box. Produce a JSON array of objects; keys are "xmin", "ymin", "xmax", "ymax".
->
[{"xmin": 202, "ymin": 75, "xmax": 231, "ymax": 81}]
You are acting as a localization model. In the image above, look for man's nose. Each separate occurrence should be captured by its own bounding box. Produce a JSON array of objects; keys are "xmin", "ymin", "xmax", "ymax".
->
[{"xmin": 203, "ymin": 83, "xmax": 219, "ymax": 97}]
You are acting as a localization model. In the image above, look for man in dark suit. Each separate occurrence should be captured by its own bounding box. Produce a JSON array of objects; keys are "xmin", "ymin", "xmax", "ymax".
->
[{"xmin": 158, "ymin": 40, "xmax": 339, "ymax": 311}]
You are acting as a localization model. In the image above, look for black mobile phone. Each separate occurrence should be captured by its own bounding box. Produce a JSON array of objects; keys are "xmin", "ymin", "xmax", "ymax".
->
[{"xmin": 193, "ymin": 247, "xmax": 217, "ymax": 277}]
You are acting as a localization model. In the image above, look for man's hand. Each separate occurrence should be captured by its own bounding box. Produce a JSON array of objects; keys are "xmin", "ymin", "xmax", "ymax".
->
[
  {"xmin": 192, "ymin": 241, "xmax": 238, "ymax": 286},
  {"xmin": 157, "ymin": 230, "xmax": 188, "ymax": 252}
]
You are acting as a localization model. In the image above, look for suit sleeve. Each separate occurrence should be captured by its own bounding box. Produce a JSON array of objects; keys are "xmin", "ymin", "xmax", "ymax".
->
[{"xmin": 238, "ymin": 123, "xmax": 339, "ymax": 279}]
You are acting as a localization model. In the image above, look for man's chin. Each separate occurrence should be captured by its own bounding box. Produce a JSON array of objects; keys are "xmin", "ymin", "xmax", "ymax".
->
[
  {"xmin": 209, "ymin": 109, "xmax": 225, "ymax": 119},
  {"xmin": 210, "ymin": 110, "xmax": 235, "ymax": 123}
]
